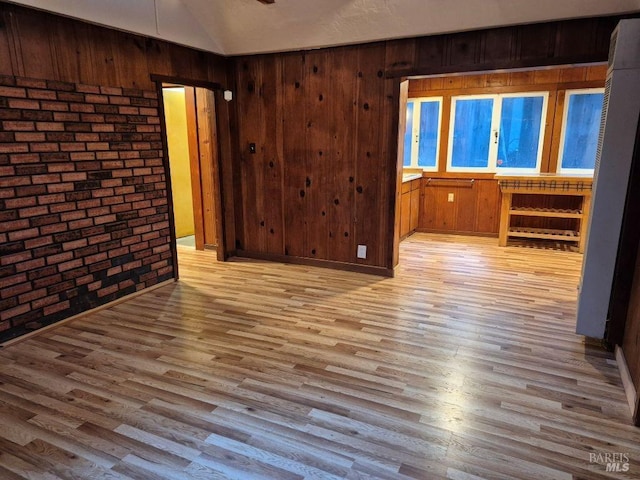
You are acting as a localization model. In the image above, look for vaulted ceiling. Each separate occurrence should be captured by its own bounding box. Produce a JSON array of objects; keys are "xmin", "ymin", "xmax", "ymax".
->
[{"xmin": 7, "ymin": 0, "xmax": 640, "ymax": 56}]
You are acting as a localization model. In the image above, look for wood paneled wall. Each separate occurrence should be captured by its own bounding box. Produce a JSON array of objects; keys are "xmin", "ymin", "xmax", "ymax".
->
[
  {"xmin": 234, "ymin": 45, "xmax": 396, "ymax": 271},
  {"xmin": 234, "ymin": 18, "xmax": 617, "ymax": 262},
  {"xmin": 0, "ymin": 3, "xmax": 228, "ymax": 90}
]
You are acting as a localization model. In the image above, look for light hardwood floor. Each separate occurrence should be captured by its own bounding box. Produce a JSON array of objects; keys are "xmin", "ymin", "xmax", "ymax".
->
[{"xmin": 0, "ymin": 233, "xmax": 638, "ymax": 479}]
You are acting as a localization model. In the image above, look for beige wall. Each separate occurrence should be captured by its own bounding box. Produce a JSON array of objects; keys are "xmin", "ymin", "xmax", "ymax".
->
[{"xmin": 163, "ymin": 88, "xmax": 195, "ymax": 238}]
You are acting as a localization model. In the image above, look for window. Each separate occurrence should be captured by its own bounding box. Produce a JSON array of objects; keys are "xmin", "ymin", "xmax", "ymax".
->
[
  {"xmin": 403, "ymin": 97, "xmax": 442, "ymax": 171},
  {"xmin": 557, "ymin": 88, "xmax": 604, "ymax": 174},
  {"xmin": 447, "ymin": 92, "xmax": 548, "ymax": 173}
]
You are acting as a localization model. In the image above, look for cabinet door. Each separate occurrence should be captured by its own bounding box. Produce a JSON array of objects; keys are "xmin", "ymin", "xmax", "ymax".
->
[
  {"xmin": 410, "ymin": 187, "xmax": 420, "ymax": 232},
  {"xmin": 400, "ymin": 191, "xmax": 411, "ymax": 238}
]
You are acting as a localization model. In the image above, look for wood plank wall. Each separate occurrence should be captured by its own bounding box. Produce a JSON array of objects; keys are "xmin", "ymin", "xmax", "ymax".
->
[
  {"xmin": 233, "ymin": 16, "xmax": 620, "ymax": 269},
  {"xmin": 408, "ymin": 65, "xmax": 606, "ymax": 236}
]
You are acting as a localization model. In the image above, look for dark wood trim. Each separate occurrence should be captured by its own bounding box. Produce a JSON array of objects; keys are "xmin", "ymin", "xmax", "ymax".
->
[
  {"xmin": 235, "ymin": 250, "xmax": 395, "ymax": 277},
  {"xmin": 211, "ymin": 90, "xmax": 228, "ymax": 262},
  {"xmin": 151, "ymin": 74, "xmax": 224, "ymax": 91},
  {"xmin": 154, "ymin": 83, "xmax": 180, "ymax": 281}
]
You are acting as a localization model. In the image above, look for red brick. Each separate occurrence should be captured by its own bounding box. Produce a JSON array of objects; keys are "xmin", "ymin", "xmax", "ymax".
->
[
  {"xmin": 24, "ymin": 235, "xmax": 53, "ymax": 249},
  {"xmin": 60, "ymin": 143, "xmax": 86, "ymax": 152},
  {"xmin": 83, "ymin": 252, "xmax": 108, "ymax": 264},
  {"xmin": 14, "ymin": 132, "xmax": 45, "ymax": 142},
  {"xmin": 75, "ymin": 133, "xmax": 100, "ymax": 142},
  {"xmin": 76, "ymin": 84, "xmax": 100, "ymax": 94},
  {"xmin": 139, "ymin": 107, "xmax": 158, "ymax": 116},
  {"xmin": 27, "ymin": 89, "xmax": 57, "ymax": 100},
  {"xmin": 16, "ymin": 78, "xmax": 46, "ymax": 88},
  {"xmin": 41, "ymin": 101, "xmax": 70, "ymax": 112},
  {"xmin": 97, "ymin": 284, "xmax": 119, "ymax": 298},
  {"xmin": 107, "ymin": 265, "xmax": 122, "ymax": 276},
  {"xmin": 61, "ymin": 172, "xmax": 86, "ymax": 182},
  {"xmin": 75, "ymin": 275, "xmax": 94, "ymax": 286},
  {"xmin": 0, "ymin": 218, "xmax": 29, "ymax": 233},
  {"xmin": 92, "ymin": 188, "xmax": 115, "ymax": 198},
  {"xmin": 30, "ymin": 143, "xmax": 60, "ymax": 153},
  {"xmin": 86, "ymin": 142, "xmax": 109, "ymax": 151},
  {"xmin": 8, "ymin": 99, "xmax": 40, "ymax": 110},
  {"xmin": 91, "ymin": 124, "xmax": 114, "ymax": 133},
  {"xmin": 38, "ymin": 193, "xmax": 65, "ymax": 204},
  {"xmin": 69, "ymin": 219, "xmax": 94, "ymax": 229},
  {"xmin": 60, "ymin": 210, "xmax": 86, "ymax": 221},
  {"xmin": 70, "ymin": 152, "xmax": 96, "ymax": 161},
  {"xmin": 53, "ymin": 112, "xmax": 80, "ymax": 122},
  {"xmin": 2, "ymin": 121, "xmax": 34, "ymax": 131},
  {"xmin": 15, "ymin": 257, "xmax": 46, "ymax": 273},
  {"xmin": 76, "ymin": 199, "xmax": 100, "ymax": 209},
  {"xmin": 95, "ymin": 214, "xmax": 116, "ymax": 225},
  {"xmin": 70, "ymin": 103, "xmax": 95, "ymax": 113},
  {"xmin": 31, "ymin": 295, "xmax": 59, "ymax": 310},
  {"xmin": 0, "ymin": 86, "xmax": 26, "ymax": 98},
  {"xmin": 40, "ymin": 223, "xmax": 68, "ymax": 235},
  {"xmin": 49, "ymin": 203, "xmax": 76, "ymax": 213},
  {"xmin": 88, "ymin": 233, "xmax": 111, "ymax": 245},
  {"xmin": 0, "ymin": 144, "xmax": 28, "ymax": 154},
  {"xmin": 18, "ymin": 288, "xmax": 47, "ymax": 304},
  {"xmin": 19, "ymin": 205, "xmax": 49, "ymax": 217},
  {"xmin": 46, "ymin": 183, "xmax": 74, "ymax": 193},
  {"xmin": 10, "ymin": 153, "xmax": 40, "ymax": 164},
  {"xmin": 0, "ymin": 303, "xmax": 30, "ymax": 321},
  {"xmin": 47, "ymin": 251, "xmax": 73, "ymax": 265},
  {"xmin": 32, "ymin": 174, "xmax": 61, "ymax": 184},
  {"xmin": 47, "ymin": 163, "xmax": 75, "ymax": 173},
  {"xmin": 101, "ymin": 86, "xmax": 122, "ymax": 96},
  {"xmin": 0, "ymin": 166, "xmax": 15, "ymax": 176},
  {"xmin": 62, "ymin": 239, "xmax": 88, "ymax": 251},
  {"xmin": 118, "ymin": 106, "xmax": 139, "ymax": 115},
  {"xmin": 33, "ymin": 273, "xmax": 62, "ymax": 289},
  {"xmin": 58, "ymin": 258, "xmax": 83, "ymax": 272},
  {"xmin": 8, "ymin": 228, "xmax": 39, "ymax": 241},
  {"xmin": 36, "ymin": 122, "xmax": 65, "ymax": 132},
  {"xmin": 5, "ymin": 196, "xmax": 34, "ymax": 209},
  {"xmin": 85, "ymin": 94, "xmax": 109, "ymax": 104},
  {"xmin": 108, "ymin": 247, "xmax": 129, "ymax": 258},
  {"xmin": 43, "ymin": 300, "xmax": 70, "ymax": 316},
  {"xmin": 0, "ymin": 281, "xmax": 32, "ymax": 299}
]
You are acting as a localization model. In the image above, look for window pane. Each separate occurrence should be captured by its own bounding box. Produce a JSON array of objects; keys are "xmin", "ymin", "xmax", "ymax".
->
[
  {"xmin": 417, "ymin": 101, "xmax": 439, "ymax": 168},
  {"xmin": 497, "ymin": 96, "xmax": 544, "ymax": 170},
  {"xmin": 451, "ymin": 98, "xmax": 493, "ymax": 168},
  {"xmin": 561, "ymin": 93, "xmax": 604, "ymax": 170},
  {"xmin": 403, "ymin": 101, "xmax": 414, "ymax": 167}
]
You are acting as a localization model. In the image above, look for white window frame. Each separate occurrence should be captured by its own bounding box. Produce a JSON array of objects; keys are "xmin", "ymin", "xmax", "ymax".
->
[
  {"xmin": 405, "ymin": 96, "xmax": 442, "ymax": 172},
  {"xmin": 446, "ymin": 91, "xmax": 549, "ymax": 174},
  {"xmin": 557, "ymin": 87, "xmax": 605, "ymax": 175}
]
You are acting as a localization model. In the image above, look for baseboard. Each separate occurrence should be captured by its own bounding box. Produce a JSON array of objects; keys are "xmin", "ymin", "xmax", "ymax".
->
[
  {"xmin": 615, "ymin": 345, "xmax": 638, "ymax": 419},
  {"xmin": 234, "ymin": 250, "xmax": 394, "ymax": 277},
  {"xmin": 415, "ymin": 229, "xmax": 498, "ymax": 238},
  {"xmin": 0, "ymin": 279, "xmax": 175, "ymax": 348}
]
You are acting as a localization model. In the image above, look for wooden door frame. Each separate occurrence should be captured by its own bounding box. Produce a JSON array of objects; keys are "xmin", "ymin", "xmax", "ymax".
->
[{"xmin": 153, "ymin": 75, "xmax": 228, "ymax": 279}]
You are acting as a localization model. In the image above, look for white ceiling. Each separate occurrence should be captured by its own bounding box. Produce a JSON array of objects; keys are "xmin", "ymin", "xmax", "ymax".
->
[{"xmin": 8, "ymin": 0, "xmax": 640, "ymax": 56}]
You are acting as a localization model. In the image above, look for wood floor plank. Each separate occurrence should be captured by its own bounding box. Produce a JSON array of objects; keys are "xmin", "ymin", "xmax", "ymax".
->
[{"xmin": 0, "ymin": 233, "xmax": 638, "ymax": 479}]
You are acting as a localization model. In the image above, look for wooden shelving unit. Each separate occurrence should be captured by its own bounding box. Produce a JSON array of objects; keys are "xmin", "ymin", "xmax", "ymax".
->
[{"xmin": 496, "ymin": 175, "xmax": 593, "ymax": 252}]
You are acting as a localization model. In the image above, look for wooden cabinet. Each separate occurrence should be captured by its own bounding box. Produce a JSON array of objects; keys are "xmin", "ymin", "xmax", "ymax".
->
[
  {"xmin": 400, "ymin": 177, "xmax": 421, "ymax": 239},
  {"xmin": 497, "ymin": 175, "xmax": 593, "ymax": 252}
]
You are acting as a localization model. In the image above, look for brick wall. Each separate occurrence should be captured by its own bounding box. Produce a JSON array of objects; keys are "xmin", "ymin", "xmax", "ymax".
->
[{"xmin": 0, "ymin": 75, "xmax": 174, "ymax": 341}]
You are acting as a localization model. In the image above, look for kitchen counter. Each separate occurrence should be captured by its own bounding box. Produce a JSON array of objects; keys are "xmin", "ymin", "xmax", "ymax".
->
[{"xmin": 402, "ymin": 173, "xmax": 422, "ymax": 183}]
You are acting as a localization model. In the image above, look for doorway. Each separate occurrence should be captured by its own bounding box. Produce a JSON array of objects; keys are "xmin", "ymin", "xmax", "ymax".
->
[{"xmin": 159, "ymin": 81, "xmax": 225, "ymax": 275}]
